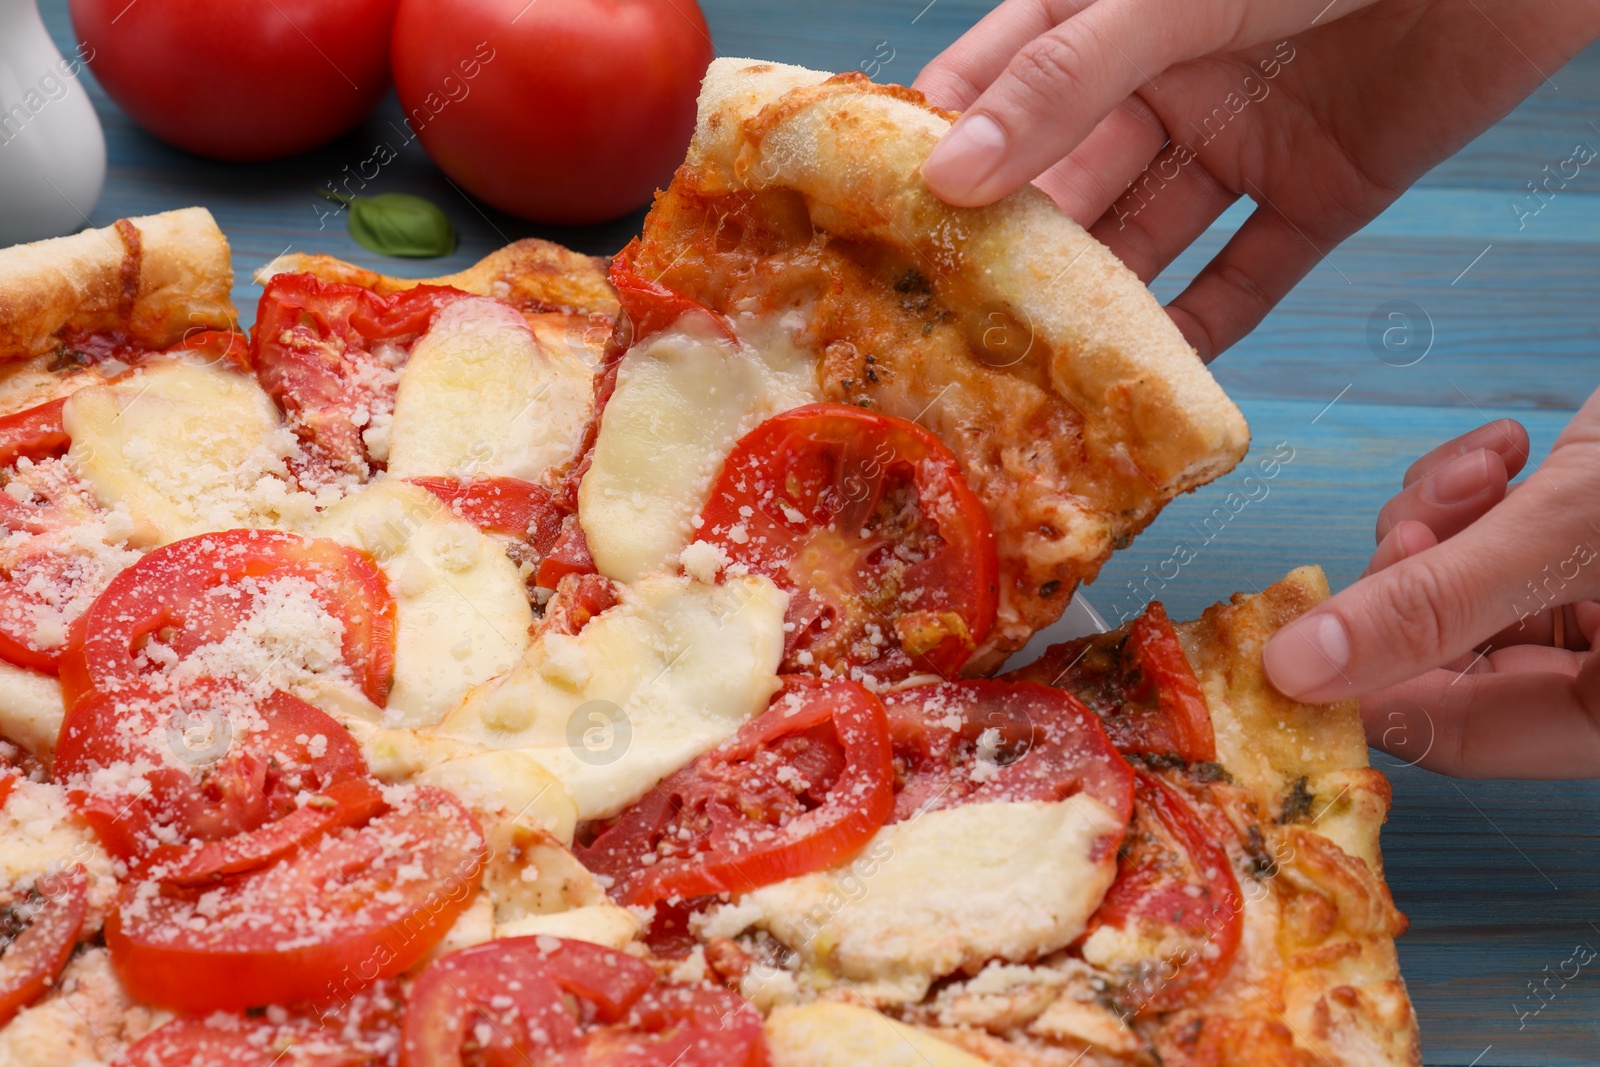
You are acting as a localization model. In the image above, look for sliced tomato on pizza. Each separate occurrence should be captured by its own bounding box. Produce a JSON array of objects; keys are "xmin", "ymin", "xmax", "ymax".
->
[
  {"xmin": 107, "ymin": 784, "xmax": 485, "ymax": 1013},
  {"xmin": 608, "ymin": 242, "xmax": 738, "ymax": 348},
  {"xmin": 126, "ymin": 984, "xmax": 401, "ymax": 1067},
  {"xmin": 144, "ymin": 776, "xmax": 387, "ymax": 887},
  {"xmin": 154, "ymin": 1002, "xmax": 399, "ymax": 1067},
  {"xmin": 124, "ymin": 1011, "xmax": 387, "ymax": 1067},
  {"xmin": 535, "ymin": 519, "xmax": 600, "ymax": 589},
  {"xmin": 55, "ymin": 682, "xmax": 368, "ymax": 862},
  {"xmin": 535, "ymin": 571, "xmax": 620, "ymax": 638},
  {"xmin": 0, "ymin": 865, "xmax": 87, "ymax": 1028},
  {"xmin": 58, "ymin": 528, "xmax": 396, "ymax": 709},
  {"xmin": 697, "ymin": 403, "xmax": 998, "ymax": 683},
  {"xmin": 1006, "ymin": 600, "xmax": 1218, "ymax": 764},
  {"xmin": 1082, "ymin": 768, "xmax": 1245, "ymax": 1015},
  {"xmin": 577, "ymin": 675, "xmax": 894, "ymax": 909},
  {"xmin": 412, "ymin": 474, "xmax": 574, "ymax": 590},
  {"xmin": 252, "ymin": 274, "xmax": 468, "ymax": 486},
  {"xmin": 412, "ymin": 475, "xmax": 564, "ymax": 544},
  {"xmin": 882, "ymin": 679, "xmax": 1135, "ymax": 841},
  {"xmin": 0, "ymin": 397, "xmax": 69, "ymax": 470},
  {"xmin": 402, "ymin": 936, "xmax": 767, "ymax": 1067},
  {"xmin": 0, "ymin": 455, "xmax": 139, "ymax": 674}
]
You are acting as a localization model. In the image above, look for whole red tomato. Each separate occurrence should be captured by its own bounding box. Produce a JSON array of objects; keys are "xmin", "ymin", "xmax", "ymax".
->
[
  {"xmin": 69, "ymin": 0, "xmax": 397, "ymax": 162},
  {"xmin": 391, "ymin": 0, "xmax": 714, "ymax": 224}
]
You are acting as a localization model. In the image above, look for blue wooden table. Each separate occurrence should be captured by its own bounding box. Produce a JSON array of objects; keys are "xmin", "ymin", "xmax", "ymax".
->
[{"xmin": 35, "ymin": 2, "xmax": 1600, "ymax": 1062}]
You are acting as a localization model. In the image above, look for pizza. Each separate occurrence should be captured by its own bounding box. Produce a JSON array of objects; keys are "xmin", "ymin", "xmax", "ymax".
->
[{"xmin": 0, "ymin": 57, "xmax": 1418, "ymax": 1067}]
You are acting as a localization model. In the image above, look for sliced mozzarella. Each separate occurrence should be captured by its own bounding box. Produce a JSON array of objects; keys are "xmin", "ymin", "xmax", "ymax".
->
[
  {"xmin": 385, "ymin": 298, "xmax": 593, "ymax": 483},
  {"xmin": 416, "ymin": 749, "xmax": 578, "ymax": 845},
  {"xmin": 712, "ymin": 798, "xmax": 1121, "ymax": 1002},
  {"xmin": 494, "ymin": 903, "xmax": 640, "ymax": 949},
  {"xmin": 312, "ymin": 479, "xmax": 533, "ymax": 729},
  {"xmin": 485, "ymin": 836, "xmax": 611, "ymax": 924},
  {"xmin": 63, "ymin": 358, "xmax": 314, "ymax": 547},
  {"xmin": 436, "ymin": 573, "xmax": 787, "ymax": 820},
  {"xmin": 578, "ymin": 317, "xmax": 820, "ymax": 582},
  {"xmin": 765, "ymin": 1004, "xmax": 990, "ymax": 1067},
  {"xmin": 428, "ymin": 891, "xmax": 497, "ymax": 962},
  {"xmin": 0, "ymin": 660, "xmax": 65, "ymax": 759}
]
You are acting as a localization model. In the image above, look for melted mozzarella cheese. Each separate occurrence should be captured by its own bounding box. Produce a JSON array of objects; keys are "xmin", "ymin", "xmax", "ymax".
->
[
  {"xmin": 386, "ymin": 298, "xmax": 593, "ymax": 483},
  {"xmin": 0, "ymin": 660, "xmax": 65, "ymax": 759},
  {"xmin": 436, "ymin": 573, "xmax": 787, "ymax": 819},
  {"xmin": 429, "ymin": 892, "xmax": 497, "ymax": 961},
  {"xmin": 1079, "ymin": 914, "xmax": 1182, "ymax": 975},
  {"xmin": 577, "ymin": 317, "xmax": 820, "ymax": 582},
  {"xmin": 494, "ymin": 904, "xmax": 641, "ymax": 949},
  {"xmin": 716, "ymin": 798, "xmax": 1121, "ymax": 1002},
  {"xmin": 63, "ymin": 359, "xmax": 314, "ymax": 546},
  {"xmin": 312, "ymin": 480, "xmax": 533, "ymax": 728},
  {"xmin": 416, "ymin": 749, "xmax": 578, "ymax": 845},
  {"xmin": 765, "ymin": 1004, "xmax": 989, "ymax": 1067}
]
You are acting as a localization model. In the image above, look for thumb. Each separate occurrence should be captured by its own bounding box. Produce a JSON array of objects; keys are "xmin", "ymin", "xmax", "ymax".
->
[{"xmin": 1263, "ymin": 476, "xmax": 1600, "ymax": 703}]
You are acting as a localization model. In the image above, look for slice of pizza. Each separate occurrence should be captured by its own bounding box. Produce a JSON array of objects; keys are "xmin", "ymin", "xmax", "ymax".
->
[{"xmin": 584, "ymin": 58, "xmax": 1249, "ymax": 676}]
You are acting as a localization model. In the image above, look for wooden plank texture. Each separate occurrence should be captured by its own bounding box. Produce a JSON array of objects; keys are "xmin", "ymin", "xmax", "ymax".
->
[{"xmin": 28, "ymin": 1, "xmax": 1600, "ymax": 1062}]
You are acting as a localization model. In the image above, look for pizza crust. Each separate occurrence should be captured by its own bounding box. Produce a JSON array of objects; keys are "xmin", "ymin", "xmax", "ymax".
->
[
  {"xmin": 1005, "ymin": 567, "xmax": 1419, "ymax": 1066},
  {"xmin": 0, "ymin": 207, "xmax": 235, "ymax": 362},
  {"xmin": 1170, "ymin": 567, "xmax": 1415, "ymax": 1067},
  {"xmin": 257, "ymin": 238, "xmax": 618, "ymax": 319}
]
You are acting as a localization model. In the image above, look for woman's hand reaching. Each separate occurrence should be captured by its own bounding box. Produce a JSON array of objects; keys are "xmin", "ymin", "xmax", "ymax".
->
[
  {"xmin": 914, "ymin": 0, "xmax": 1600, "ymax": 360},
  {"xmin": 1262, "ymin": 399, "xmax": 1600, "ymax": 777}
]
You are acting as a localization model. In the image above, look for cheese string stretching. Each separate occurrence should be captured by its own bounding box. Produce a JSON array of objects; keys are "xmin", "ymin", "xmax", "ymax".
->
[{"xmin": 918, "ymin": 0, "xmax": 1600, "ymax": 776}]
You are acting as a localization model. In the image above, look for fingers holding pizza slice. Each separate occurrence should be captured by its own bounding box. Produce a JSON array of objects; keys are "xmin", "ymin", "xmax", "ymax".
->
[{"xmin": 582, "ymin": 58, "xmax": 1249, "ymax": 675}]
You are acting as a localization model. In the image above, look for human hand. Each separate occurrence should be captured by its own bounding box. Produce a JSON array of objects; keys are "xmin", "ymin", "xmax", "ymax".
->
[
  {"xmin": 914, "ymin": 0, "xmax": 1600, "ymax": 359},
  {"xmin": 1262, "ymin": 402, "xmax": 1600, "ymax": 777}
]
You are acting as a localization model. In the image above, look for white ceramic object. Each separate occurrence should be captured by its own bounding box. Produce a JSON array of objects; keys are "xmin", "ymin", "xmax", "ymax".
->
[
  {"xmin": 0, "ymin": 0, "xmax": 106, "ymax": 245},
  {"xmin": 999, "ymin": 591, "xmax": 1109, "ymax": 673}
]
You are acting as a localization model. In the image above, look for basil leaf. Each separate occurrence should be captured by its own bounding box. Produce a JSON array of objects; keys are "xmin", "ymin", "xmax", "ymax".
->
[{"xmin": 345, "ymin": 193, "xmax": 457, "ymax": 258}]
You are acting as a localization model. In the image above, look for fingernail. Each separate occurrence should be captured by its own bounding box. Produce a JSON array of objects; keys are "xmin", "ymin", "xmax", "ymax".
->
[
  {"xmin": 1394, "ymin": 520, "xmax": 1437, "ymax": 558},
  {"xmin": 1423, "ymin": 448, "xmax": 1492, "ymax": 506},
  {"xmin": 921, "ymin": 114, "xmax": 1006, "ymax": 204},
  {"xmin": 1263, "ymin": 613, "xmax": 1351, "ymax": 699},
  {"xmin": 1463, "ymin": 418, "xmax": 1527, "ymax": 463}
]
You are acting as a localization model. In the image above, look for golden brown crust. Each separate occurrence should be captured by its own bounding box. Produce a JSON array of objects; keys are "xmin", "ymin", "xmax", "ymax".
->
[
  {"xmin": 0, "ymin": 207, "xmax": 236, "ymax": 362},
  {"xmin": 257, "ymin": 238, "xmax": 619, "ymax": 319},
  {"xmin": 1008, "ymin": 567, "xmax": 1418, "ymax": 1066},
  {"xmin": 1175, "ymin": 566, "xmax": 1387, "ymax": 875},
  {"xmin": 634, "ymin": 58, "xmax": 1249, "ymax": 667}
]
